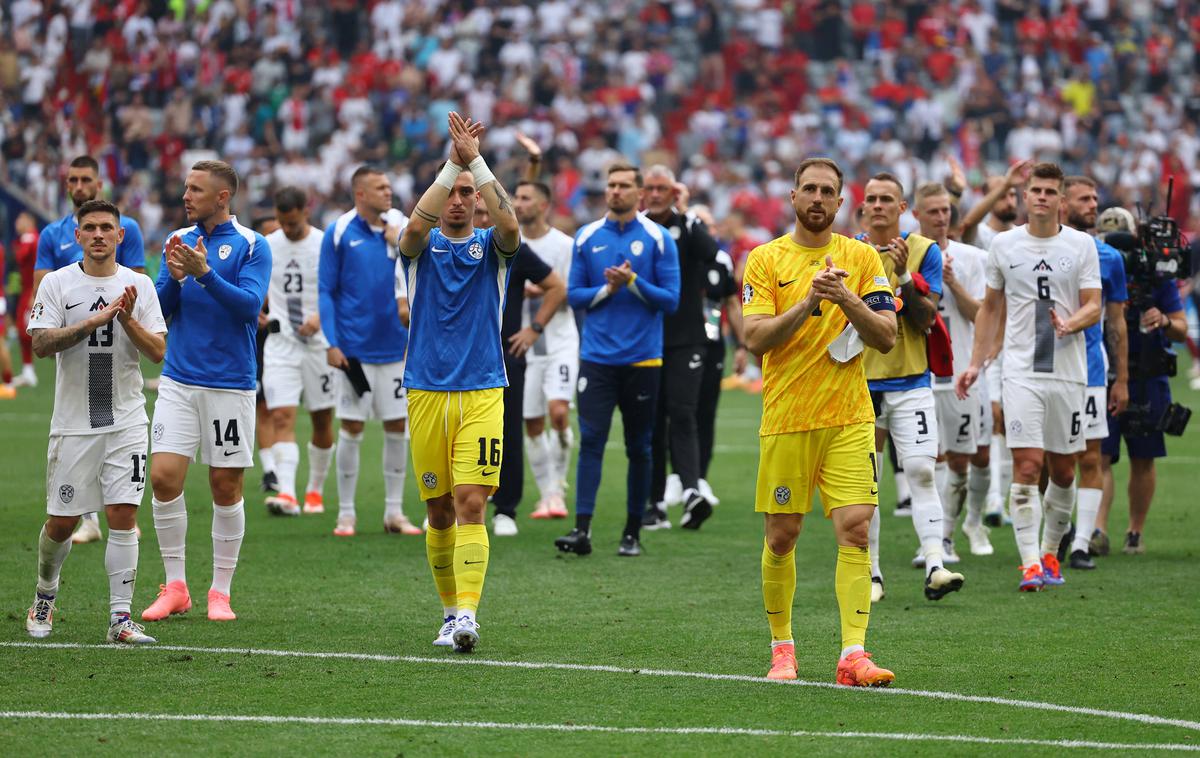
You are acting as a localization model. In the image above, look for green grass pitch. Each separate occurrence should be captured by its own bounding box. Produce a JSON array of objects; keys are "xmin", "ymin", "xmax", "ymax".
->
[{"xmin": 1, "ymin": 358, "xmax": 1198, "ymax": 755}]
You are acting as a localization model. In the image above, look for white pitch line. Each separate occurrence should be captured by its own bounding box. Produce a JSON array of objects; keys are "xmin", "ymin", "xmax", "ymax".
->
[
  {"xmin": 4, "ymin": 641, "xmax": 1198, "ymax": 733},
  {"xmin": 0, "ymin": 710, "xmax": 1197, "ymax": 751}
]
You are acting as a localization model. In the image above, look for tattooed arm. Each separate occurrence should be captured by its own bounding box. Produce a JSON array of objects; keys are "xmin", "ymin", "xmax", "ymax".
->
[{"xmin": 32, "ymin": 300, "xmax": 123, "ymax": 358}]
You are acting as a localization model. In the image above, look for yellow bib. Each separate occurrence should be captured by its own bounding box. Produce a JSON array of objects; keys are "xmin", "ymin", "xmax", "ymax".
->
[{"xmin": 863, "ymin": 233, "xmax": 934, "ymax": 382}]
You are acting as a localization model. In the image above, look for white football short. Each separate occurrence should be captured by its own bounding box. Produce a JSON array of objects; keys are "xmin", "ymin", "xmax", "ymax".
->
[
  {"xmin": 523, "ymin": 347, "xmax": 579, "ymax": 419},
  {"xmin": 934, "ymin": 385, "xmax": 991, "ymax": 455},
  {"xmin": 151, "ymin": 376, "xmax": 256, "ymax": 467},
  {"xmin": 46, "ymin": 425, "xmax": 148, "ymax": 516},
  {"xmin": 874, "ymin": 386, "xmax": 939, "ymax": 460},
  {"xmin": 1084, "ymin": 385, "xmax": 1108, "ymax": 441},
  {"xmin": 337, "ymin": 360, "xmax": 408, "ymax": 422},
  {"xmin": 262, "ymin": 334, "xmax": 336, "ymax": 412},
  {"xmin": 1001, "ymin": 376, "xmax": 1086, "ymax": 454},
  {"xmin": 985, "ymin": 358, "xmax": 1003, "ymax": 404}
]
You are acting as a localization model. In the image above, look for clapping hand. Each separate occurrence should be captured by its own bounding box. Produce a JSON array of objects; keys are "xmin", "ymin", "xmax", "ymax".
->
[
  {"xmin": 166, "ymin": 235, "xmax": 210, "ymax": 279},
  {"xmin": 809, "ymin": 255, "xmax": 852, "ymax": 306}
]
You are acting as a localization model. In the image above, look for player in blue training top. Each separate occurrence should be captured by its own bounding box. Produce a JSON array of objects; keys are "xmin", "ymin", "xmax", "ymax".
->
[
  {"xmin": 318, "ymin": 166, "xmax": 417, "ymax": 537},
  {"xmin": 33, "ymin": 154, "xmax": 146, "ymax": 546},
  {"xmin": 141, "ymin": 160, "xmax": 271, "ymax": 625},
  {"xmin": 1062, "ymin": 176, "xmax": 1128, "ymax": 570},
  {"xmin": 554, "ymin": 162, "xmax": 680, "ymax": 559},
  {"xmin": 397, "ymin": 112, "xmax": 520, "ymax": 654}
]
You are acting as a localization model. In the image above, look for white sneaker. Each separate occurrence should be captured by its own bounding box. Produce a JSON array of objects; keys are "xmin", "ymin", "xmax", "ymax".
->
[
  {"xmin": 452, "ymin": 615, "xmax": 480, "ymax": 653},
  {"xmin": 26, "ymin": 593, "xmax": 55, "ymax": 638},
  {"xmin": 943, "ymin": 537, "xmax": 961, "ymax": 565},
  {"xmin": 493, "ymin": 513, "xmax": 518, "ymax": 536},
  {"xmin": 13, "ymin": 365, "xmax": 37, "ymax": 388},
  {"xmin": 663, "ymin": 473, "xmax": 683, "ymax": 507},
  {"xmin": 870, "ymin": 576, "xmax": 885, "ymax": 603},
  {"xmin": 383, "ymin": 512, "xmax": 422, "ymax": 535},
  {"xmin": 697, "ymin": 478, "xmax": 720, "ymax": 506},
  {"xmin": 433, "ymin": 616, "xmax": 456, "ymax": 647},
  {"xmin": 963, "ymin": 522, "xmax": 994, "ymax": 555},
  {"xmin": 107, "ymin": 614, "xmax": 156, "ymax": 645},
  {"xmin": 72, "ymin": 514, "xmax": 103, "ymax": 544}
]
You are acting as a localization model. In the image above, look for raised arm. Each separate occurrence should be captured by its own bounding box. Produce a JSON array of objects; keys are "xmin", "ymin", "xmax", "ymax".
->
[
  {"xmin": 961, "ymin": 159, "xmax": 1032, "ymax": 245},
  {"xmin": 451, "ymin": 112, "xmax": 520, "ymax": 254},
  {"xmin": 399, "ymin": 113, "xmax": 489, "ymax": 257},
  {"xmin": 515, "ymin": 131, "xmax": 543, "ymax": 182}
]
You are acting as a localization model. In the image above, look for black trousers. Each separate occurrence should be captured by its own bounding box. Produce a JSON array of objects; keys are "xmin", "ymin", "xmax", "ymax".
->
[
  {"xmin": 650, "ymin": 345, "xmax": 705, "ymax": 504},
  {"xmin": 493, "ymin": 353, "xmax": 525, "ymax": 518},
  {"xmin": 696, "ymin": 340, "xmax": 725, "ymax": 479}
]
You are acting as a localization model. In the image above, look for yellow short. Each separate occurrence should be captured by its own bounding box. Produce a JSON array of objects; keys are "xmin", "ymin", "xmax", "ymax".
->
[
  {"xmin": 408, "ymin": 388, "xmax": 504, "ymax": 501},
  {"xmin": 755, "ymin": 421, "xmax": 879, "ymax": 515}
]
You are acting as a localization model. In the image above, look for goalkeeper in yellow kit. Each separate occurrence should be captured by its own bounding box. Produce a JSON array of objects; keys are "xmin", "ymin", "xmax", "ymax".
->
[{"xmin": 742, "ymin": 158, "xmax": 898, "ymax": 686}]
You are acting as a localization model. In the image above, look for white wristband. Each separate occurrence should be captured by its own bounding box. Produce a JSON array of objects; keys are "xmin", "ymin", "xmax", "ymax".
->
[
  {"xmin": 468, "ymin": 156, "xmax": 496, "ymax": 188},
  {"xmin": 895, "ymin": 270, "xmax": 912, "ymax": 286},
  {"xmin": 434, "ymin": 161, "xmax": 462, "ymax": 191}
]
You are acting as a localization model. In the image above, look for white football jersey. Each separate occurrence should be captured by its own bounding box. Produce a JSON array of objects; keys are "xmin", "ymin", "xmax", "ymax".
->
[
  {"xmin": 27, "ymin": 263, "xmax": 167, "ymax": 436},
  {"xmin": 934, "ymin": 240, "xmax": 987, "ymax": 391},
  {"xmin": 986, "ymin": 225, "xmax": 1101, "ymax": 384},
  {"xmin": 975, "ymin": 221, "xmax": 1001, "ymax": 251},
  {"xmin": 522, "ymin": 226, "xmax": 579, "ymax": 356},
  {"xmin": 266, "ymin": 226, "xmax": 327, "ymax": 348}
]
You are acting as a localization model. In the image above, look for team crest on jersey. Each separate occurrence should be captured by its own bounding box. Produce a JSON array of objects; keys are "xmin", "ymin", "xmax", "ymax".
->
[
  {"xmin": 1032, "ymin": 259, "xmax": 1053, "ymax": 272},
  {"xmin": 422, "ymin": 472, "xmax": 437, "ymax": 489},
  {"xmin": 669, "ymin": 226, "xmax": 682, "ymax": 240},
  {"xmin": 219, "ymin": 244, "xmax": 233, "ymax": 260},
  {"xmin": 468, "ymin": 241, "xmax": 484, "ymax": 260},
  {"xmin": 742, "ymin": 283, "xmax": 754, "ymax": 304},
  {"xmin": 630, "ymin": 240, "xmax": 644, "ymax": 256},
  {"xmin": 1057, "ymin": 256, "xmax": 1073, "ymax": 273},
  {"xmin": 774, "ymin": 486, "xmax": 791, "ymax": 505},
  {"xmin": 59, "ymin": 485, "xmax": 74, "ymax": 504},
  {"xmin": 152, "ymin": 423, "xmax": 165, "ymax": 442},
  {"xmin": 1009, "ymin": 419, "xmax": 1023, "ymax": 434},
  {"xmin": 577, "ymin": 376, "xmax": 588, "ymax": 394}
]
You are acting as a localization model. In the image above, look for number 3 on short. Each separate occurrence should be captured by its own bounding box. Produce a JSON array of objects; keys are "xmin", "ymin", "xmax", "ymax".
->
[
  {"xmin": 212, "ymin": 419, "xmax": 240, "ymax": 447},
  {"xmin": 476, "ymin": 437, "xmax": 501, "ymax": 467}
]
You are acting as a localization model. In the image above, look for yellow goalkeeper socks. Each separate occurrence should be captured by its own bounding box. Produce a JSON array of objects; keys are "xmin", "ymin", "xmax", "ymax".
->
[
  {"xmin": 761, "ymin": 540, "xmax": 796, "ymax": 643},
  {"xmin": 835, "ymin": 545, "xmax": 872, "ymax": 652},
  {"xmin": 454, "ymin": 523, "xmax": 490, "ymax": 615},
  {"xmin": 426, "ymin": 523, "xmax": 457, "ymax": 616}
]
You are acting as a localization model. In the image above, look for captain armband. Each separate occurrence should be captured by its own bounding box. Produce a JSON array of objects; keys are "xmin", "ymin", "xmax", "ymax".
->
[{"xmin": 863, "ymin": 292, "xmax": 896, "ymax": 312}]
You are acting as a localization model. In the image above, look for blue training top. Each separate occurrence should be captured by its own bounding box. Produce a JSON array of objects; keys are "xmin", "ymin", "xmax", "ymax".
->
[
  {"xmin": 401, "ymin": 226, "xmax": 513, "ymax": 391},
  {"xmin": 36, "ymin": 212, "xmax": 145, "ymax": 271},
  {"xmin": 863, "ymin": 232, "xmax": 943, "ymax": 392},
  {"xmin": 155, "ymin": 217, "xmax": 271, "ymax": 390},
  {"xmin": 1085, "ymin": 238, "xmax": 1128, "ymax": 387},
  {"xmin": 568, "ymin": 212, "xmax": 680, "ymax": 366},
  {"xmin": 317, "ymin": 209, "xmax": 409, "ymax": 364}
]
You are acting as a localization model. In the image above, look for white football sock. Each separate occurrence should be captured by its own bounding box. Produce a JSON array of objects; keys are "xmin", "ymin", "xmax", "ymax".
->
[
  {"xmin": 211, "ymin": 500, "xmax": 245, "ymax": 596},
  {"xmin": 105, "ymin": 527, "xmax": 138, "ymax": 614},
  {"xmin": 273, "ymin": 441, "xmax": 300, "ymax": 499},
  {"xmin": 552, "ymin": 426, "xmax": 574, "ymax": 491},
  {"xmin": 383, "ymin": 431, "xmax": 408, "ymax": 518},
  {"xmin": 903, "ymin": 456, "xmax": 944, "ymax": 571},
  {"xmin": 1010, "ymin": 483, "xmax": 1043, "ymax": 567},
  {"xmin": 934, "ymin": 458, "xmax": 948, "ymax": 498},
  {"xmin": 1040, "ymin": 480, "xmax": 1076, "ymax": 555},
  {"xmin": 36, "ymin": 525, "xmax": 72, "ymax": 596},
  {"xmin": 152, "ymin": 493, "xmax": 187, "ymax": 584},
  {"xmin": 965, "ymin": 463, "xmax": 990, "ymax": 528},
  {"xmin": 941, "ymin": 467, "xmax": 968, "ymax": 540},
  {"xmin": 868, "ymin": 507, "xmax": 882, "ymax": 579},
  {"xmin": 259, "ymin": 445, "xmax": 277, "ymax": 476},
  {"xmin": 1072, "ymin": 488, "xmax": 1103, "ymax": 553},
  {"xmin": 524, "ymin": 431, "xmax": 557, "ymax": 499},
  {"xmin": 82, "ymin": 511, "xmax": 101, "ymax": 528},
  {"xmin": 336, "ymin": 429, "xmax": 362, "ymax": 519},
  {"xmin": 894, "ymin": 467, "xmax": 911, "ymax": 503},
  {"xmin": 306, "ymin": 442, "xmax": 334, "ymax": 495},
  {"xmin": 999, "ymin": 443, "xmax": 1013, "ymax": 497},
  {"xmin": 988, "ymin": 436, "xmax": 1004, "ymax": 500}
]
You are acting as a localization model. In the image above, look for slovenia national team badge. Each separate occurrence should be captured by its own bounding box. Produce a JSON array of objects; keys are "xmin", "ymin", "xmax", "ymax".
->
[
  {"xmin": 422, "ymin": 472, "xmax": 438, "ymax": 489},
  {"xmin": 1058, "ymin": 256, "xmax": 1073, "ymax": 273},
  {"xmin": 774, "ymin": 486, "xmax": 791, "ymax": 505},
  {"xmin": 218, "ymin": 244, "xmax": 233, "ymax": 260},
  {"xmin": 742, "ymin": 283, "xmax": 754, "ymax": 304},
  {"xmin": 630, "ymin": 240, "xmax": 644, "ymax": 256},
  {"xmin": 59, "ymin": 485, "xmax": 74, "ymax": 504},
  {"xmin": 153, "ymin": 423, "xmax": 165, "ymax": 442},
  {"xmin": 468, "ymin": 241, "xmax": 484, "ymax": 260}
]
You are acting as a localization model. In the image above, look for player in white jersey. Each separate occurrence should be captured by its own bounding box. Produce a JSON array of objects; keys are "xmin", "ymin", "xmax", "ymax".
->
[
  {"xmin": 956, "ymin": 162, "xmax": 1101, "ymax": 592},
  {"xmin": 261, "ymin": 187, "xmax": 336, "ymax": 516},
  {"xmin": 913, "ymin": 184, "xmax": 994, "ymax": 558},
  {"xmin": 25, "ymin": 199, "xmax": 166, "ymax": 644},
  {"xmin": 513, "ymin": 179, "xmax": 579, "ymax": 519}
]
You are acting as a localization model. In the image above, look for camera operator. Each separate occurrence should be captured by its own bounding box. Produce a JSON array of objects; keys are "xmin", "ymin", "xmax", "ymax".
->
[{"xmin": 1096, "ymin": 211, "xmax": 1189, "ymax": 557}]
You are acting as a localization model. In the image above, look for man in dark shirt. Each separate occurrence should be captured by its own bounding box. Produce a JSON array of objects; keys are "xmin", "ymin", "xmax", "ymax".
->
[
  {"xmin": 483, "ymin": 205, "xmax": 567, "ymax": 535},
  {"xmin": 641, "ymin": 167, "xmax": 719, "ymax": 530}
]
